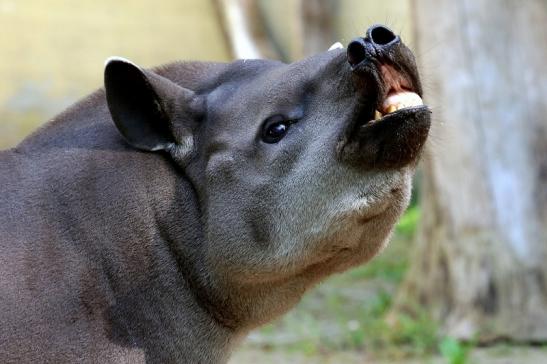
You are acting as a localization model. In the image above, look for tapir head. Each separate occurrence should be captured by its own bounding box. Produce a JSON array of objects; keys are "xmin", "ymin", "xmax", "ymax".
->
[{"xmin": 105, "ymin": 25, "xmax": 430, "ymax": 327}]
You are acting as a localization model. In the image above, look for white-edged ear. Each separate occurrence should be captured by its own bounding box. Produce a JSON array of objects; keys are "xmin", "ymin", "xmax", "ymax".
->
[
  {"xmin": 104, "ymin": 56, "xmax": 138, "ymax": 68},
  {"xmin": 104, "ymin": 57, "xmax": 203, "ymax": 154},
  {"xmin": 328, "ymin": 42, "xmax": 343, "ymax": 51}
]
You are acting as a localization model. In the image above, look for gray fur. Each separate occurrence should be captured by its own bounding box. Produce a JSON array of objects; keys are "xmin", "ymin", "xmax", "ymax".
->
[{"xmin": 0, "ymin": 31, "xmax": 430, "ymax": 363}]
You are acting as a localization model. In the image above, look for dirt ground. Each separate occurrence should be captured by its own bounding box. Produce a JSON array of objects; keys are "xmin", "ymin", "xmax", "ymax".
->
[{"xmin": 230, "ymin": 346, "xmax": 547, "ymax": 364}]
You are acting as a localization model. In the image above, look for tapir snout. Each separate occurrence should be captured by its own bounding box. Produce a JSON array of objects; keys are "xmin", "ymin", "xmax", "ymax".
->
[{"xmin": 340, "ymin": 24, "xmax": 431, "ymax": 169}]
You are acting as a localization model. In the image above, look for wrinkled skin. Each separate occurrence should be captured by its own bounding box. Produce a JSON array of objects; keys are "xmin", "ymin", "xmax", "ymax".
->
[{"xmin": 0, "ymin": 26, "xmax": 429, "ymax": 363}]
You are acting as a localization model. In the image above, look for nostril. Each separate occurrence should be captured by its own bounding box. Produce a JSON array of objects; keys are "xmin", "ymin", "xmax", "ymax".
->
[
  {"xmin": 368, "ymin": 25, "xmax": 397, "ymax": 46},
  {"xmin": 347, "ymin": 38, "xmax": 367, "ymax": 67}
]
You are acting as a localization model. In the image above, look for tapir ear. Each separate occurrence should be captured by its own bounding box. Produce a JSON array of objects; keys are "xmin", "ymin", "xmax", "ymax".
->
[{"xmin": 104, "ymin": 57, "xmax": 201, "ymax": 152}]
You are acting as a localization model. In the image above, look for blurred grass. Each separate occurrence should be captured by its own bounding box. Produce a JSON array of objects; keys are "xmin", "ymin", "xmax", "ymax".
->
[{"xmin": 241, "ymin": 205, "xmax": 470, "ymax": 362}]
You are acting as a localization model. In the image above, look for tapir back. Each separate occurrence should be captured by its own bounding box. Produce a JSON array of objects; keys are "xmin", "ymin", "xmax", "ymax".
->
[
  {"xmin": 0, "ymin": 90, "xmax": 188, "ymax": 362},
  {"xmin": 0, "ymin": 92, "xmax": 120, "ymax": 361}
]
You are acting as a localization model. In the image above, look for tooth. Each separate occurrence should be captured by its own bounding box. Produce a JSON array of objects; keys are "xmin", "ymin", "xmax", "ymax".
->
[
  {"xmin": 374, "ymin": 110, "xmax": 382, "ymax": 120},
  {"xmin": 382, "ymin": 91, "xmax": 423, "ymax": 112},
  {"xmin": 386, "ymin": 104, "xmax": 397, "ymax": 114}
]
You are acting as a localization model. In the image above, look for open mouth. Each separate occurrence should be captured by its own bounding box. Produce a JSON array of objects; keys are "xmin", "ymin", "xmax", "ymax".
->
[
  {"xmin": 342, "ymin": 27, "xmax": 432, "ymax": 169},
  {"xmin": 365, "ymin": 64, "xmax": 425, "ymax": 125}
]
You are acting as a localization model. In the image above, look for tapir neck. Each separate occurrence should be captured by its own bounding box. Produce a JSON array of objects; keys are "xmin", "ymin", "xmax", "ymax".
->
[
  {"xmin": 92, "ymin": 154, "xmax": 242, "ymax": 363},
  {"xmin": 19, "ymin": 146, "xmax": 241, "ymax": 362}
]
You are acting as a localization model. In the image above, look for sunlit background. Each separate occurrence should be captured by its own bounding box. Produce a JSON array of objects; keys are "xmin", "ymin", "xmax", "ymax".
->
[
  {"xmin": 0, "ymin": 0, "xmax": 414, "ymax": 149},
  {"xmin": 1, "ymin": 1, "xmax": 545, "ymax": 363}
]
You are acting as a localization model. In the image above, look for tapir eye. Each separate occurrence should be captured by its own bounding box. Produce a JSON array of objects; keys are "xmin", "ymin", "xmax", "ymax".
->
[{"xmin": 261, "ymin": 115, "xmax": 293, "ymax": 144}]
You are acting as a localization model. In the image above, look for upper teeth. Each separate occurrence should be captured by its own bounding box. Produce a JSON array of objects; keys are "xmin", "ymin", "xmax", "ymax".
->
[
  {"xmin": 371, "ymin": 91, "xmax": 423, "ymax": 122},
  {"xmin": 382, "ymin": 91, "xmax": 423, "ymax": 113}
]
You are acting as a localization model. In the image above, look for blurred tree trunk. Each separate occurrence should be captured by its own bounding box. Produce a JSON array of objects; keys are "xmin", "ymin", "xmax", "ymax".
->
[
  {"xmin": 213, "ymin": 0, "xmax": 279, "ymax": 59},
  {"xmin": 297, "ymin": 0, "xmax": 336, "ymax": 58},
  {"xmin": 399, "ymin": 0, "xmax": 547, "ymax": 341},
  {"xmin": 214, "ymin": 0, "xmax": 336, "ymax": 61}
]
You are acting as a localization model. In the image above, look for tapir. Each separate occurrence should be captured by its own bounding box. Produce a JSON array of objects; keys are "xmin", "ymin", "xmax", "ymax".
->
[{"xmin": 0, "ymin": 25, "xmax": 430, "ymax": 363}]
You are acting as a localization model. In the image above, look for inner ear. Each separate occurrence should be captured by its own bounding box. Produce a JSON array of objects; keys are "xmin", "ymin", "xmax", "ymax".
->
[{"xmin": 105, "ymin": 58, "xmax": 174, "ymax": 151}]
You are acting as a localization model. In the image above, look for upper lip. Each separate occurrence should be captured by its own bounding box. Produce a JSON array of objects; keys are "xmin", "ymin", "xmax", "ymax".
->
[
  {"xmin": 380, "ymin": 64, "xmax": 413, "ymax": 97},
  {"xmin": 376, "ymin": 61, "xmax": 422, "ymax": 112}
]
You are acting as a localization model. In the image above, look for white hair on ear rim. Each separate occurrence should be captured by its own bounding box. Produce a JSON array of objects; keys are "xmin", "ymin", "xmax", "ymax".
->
[
  {"xmin": 104, "ymin": 56, "xmax": 139, "ymax": 68},
  {"xmin": 328, "ymin": 42, "xmax": 343, "ymax": 51}
]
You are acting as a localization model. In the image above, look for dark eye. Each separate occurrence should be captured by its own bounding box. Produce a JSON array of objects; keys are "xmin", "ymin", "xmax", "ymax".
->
[{"xmin": 261, "ymin": 116, "xmax": 292, "ymax": 144}]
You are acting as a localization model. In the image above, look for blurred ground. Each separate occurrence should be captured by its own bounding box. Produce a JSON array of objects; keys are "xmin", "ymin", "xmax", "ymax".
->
[
  {"xmin": 231, "ymin": 346, "xmax": 547, "ymax": 364},
  {"xmin": 227, "ymin": 207, "xmax": 547, "ymax": 364}
]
